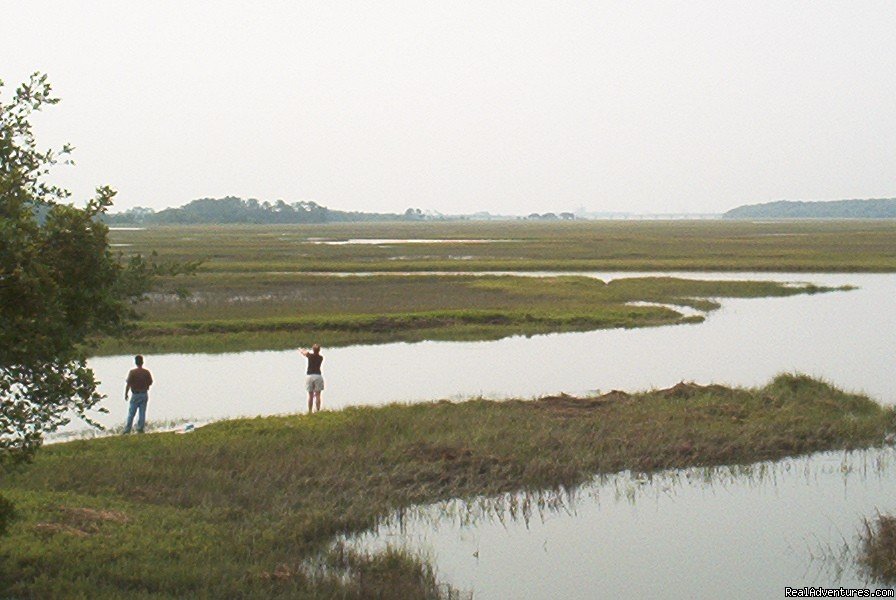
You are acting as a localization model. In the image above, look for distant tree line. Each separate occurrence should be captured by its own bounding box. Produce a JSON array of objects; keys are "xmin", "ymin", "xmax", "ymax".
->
[
  {"xmin": 105, "ymin": 197, "xmax": 437, "ymax": 225},
  {"xmin": 526, "ymin": 212, "xmax": 576, "ymax": 221},
  {"xmin": 724, "ymin": 199, "xmax": 896, "ymax": 219}
]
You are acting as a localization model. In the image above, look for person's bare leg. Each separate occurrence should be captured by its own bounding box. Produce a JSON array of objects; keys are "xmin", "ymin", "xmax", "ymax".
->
[
  {"xmin": 314, "ymin": 391, "xmax": 321, "ymax": 412},
  {"xmin": 307, "ymin": 391, "xmax": 314, "ymax": 414}
]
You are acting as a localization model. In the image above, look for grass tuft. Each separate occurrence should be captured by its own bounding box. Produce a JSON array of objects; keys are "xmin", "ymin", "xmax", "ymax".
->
[{"xmin": 861, "ymin": 515, "xmax": 896, "ymax": 583}]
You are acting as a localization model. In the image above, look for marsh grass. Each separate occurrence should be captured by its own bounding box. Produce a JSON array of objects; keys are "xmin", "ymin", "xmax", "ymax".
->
[
  {"xmin": 109, "ymin": 221, "xmax": 896, "ymax": 273},
  {"xmin": 1, "ymin": 375, "xmax": 893, "ymax": 598},
  {"xmin": 96, "ymin": 220, "xmax": 883, "ymax": 354},
  {"xmin": 94, "ymin": 274, "xmax": 847, "ymax": 355},
  {"xmin": 861, "ymin": 514, "xmax": 896, "ymax": 583}
]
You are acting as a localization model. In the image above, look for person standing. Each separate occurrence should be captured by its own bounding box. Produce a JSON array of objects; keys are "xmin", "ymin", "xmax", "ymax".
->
[
  {"xmin": 124, "ymin": 355, "xmax": 153, "ymax": 434},
  {"xmin": 300, "ymin": 344, "xmax": 324, "ymax": 413}
]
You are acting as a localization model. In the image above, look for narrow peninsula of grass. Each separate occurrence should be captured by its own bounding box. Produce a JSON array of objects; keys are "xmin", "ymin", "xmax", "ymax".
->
[
  {"xmin": 94, "ymin": 275, "xmax": 846, "ymax": 355},
  {"xmin": 1, "ymin": 375, "xmax": 893, "ymax": 598}
]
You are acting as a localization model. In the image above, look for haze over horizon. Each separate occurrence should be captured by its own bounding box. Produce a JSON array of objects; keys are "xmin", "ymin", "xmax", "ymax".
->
[{"xmin": 4, "ymin": 1, "xmax": 895, "ymax": 216}]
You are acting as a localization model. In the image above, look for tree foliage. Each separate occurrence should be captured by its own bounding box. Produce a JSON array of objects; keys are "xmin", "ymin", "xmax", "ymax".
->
[
  {"xmin": 106, "ymin": 196, "xmax": 435, "ymax": 224},
  {"xmin": 1, "ymin": 73, "xmax": 157, "ymax": 469},
  {"xmin": 724, "ymin": 199, "xmax": 896, "ymax": 219}
]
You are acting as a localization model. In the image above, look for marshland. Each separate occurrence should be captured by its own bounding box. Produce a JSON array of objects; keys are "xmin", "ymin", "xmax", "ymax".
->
[
  {"xmin": 112, "ymin": 220, "xmax": 896, "ymax": 273},
  {"xmin": 97, "ymin": 220, "xmax": 895, "ymax": 354},
  {"xmin": 2, "ymin": 375, "xmax": 894, "ymax": 598},
  {"xmin": 3, "ymin": 220, "xmax": 896, "ymax": 598},
  {"xmin": 8, "ymin": 1, "xmax": 896, "ymax": 595}
]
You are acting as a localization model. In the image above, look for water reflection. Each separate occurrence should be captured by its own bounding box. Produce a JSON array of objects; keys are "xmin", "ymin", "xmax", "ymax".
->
[
  {"xmin": 347, "ymin": 448, "xmax": 896, "ymax": 599},
  {"xmin": 70, "ymin": 272, "xmax": 895, "ymax": 436}
]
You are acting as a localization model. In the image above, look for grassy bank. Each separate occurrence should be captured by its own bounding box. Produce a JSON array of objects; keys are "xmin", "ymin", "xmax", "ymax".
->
[
  {"xmin": 1, "ymin": 375, "xmax": 893, "ymax": 598},
  {"xmin": 95, "ymin": 274, "xmax": 844, "ymax": 354}
]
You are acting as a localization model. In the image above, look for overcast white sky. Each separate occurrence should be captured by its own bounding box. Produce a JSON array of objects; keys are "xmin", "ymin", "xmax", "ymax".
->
[{"xmin": 4, "ymin": 1, "xmax": 895, "ymax": 215}]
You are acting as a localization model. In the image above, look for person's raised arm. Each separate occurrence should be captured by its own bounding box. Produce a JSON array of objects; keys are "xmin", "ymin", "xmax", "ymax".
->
[{"xmin": 299, "ymin": 348, "xmax": 309, "ymax": 357}]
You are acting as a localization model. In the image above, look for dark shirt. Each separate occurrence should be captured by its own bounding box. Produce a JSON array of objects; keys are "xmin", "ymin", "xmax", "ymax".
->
[
  {"xmin": 127, "ymin": 367, "xmax": 153, "ymax": 393},
  {"xmin": 306, "ymin": 353, "xmax": 323, "ymax": 375}
]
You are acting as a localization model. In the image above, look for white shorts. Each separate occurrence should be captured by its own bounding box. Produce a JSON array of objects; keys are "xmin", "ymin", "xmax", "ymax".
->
[{"xmin": 305, "ymin": 374, "xmax": 324, "ymax": 392}]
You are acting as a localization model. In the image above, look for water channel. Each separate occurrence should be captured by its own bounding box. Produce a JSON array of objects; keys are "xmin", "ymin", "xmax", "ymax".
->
[
  {"xmin": 346, "ymin": 447, "xmax": 896, "ymax": 598},
  {"xmin": 76, "ymin": 272, "xmax": 894, "ymax": 436}
]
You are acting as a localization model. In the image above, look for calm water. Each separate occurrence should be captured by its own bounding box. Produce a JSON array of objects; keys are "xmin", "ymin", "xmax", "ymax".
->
[
  {"xmin": 305, "ymin": 238, "xmax": 515, "ymax": 245},
  {"xmin": 76, "ymin": 272, "xmax": 894, "ymax": 435},
  {"xmin": 347, "ymin": 447, "xmax": 896, "ymax": 598}
]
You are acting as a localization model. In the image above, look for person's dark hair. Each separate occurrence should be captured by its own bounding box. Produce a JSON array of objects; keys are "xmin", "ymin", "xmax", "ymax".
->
[
  {"xmin": 135, "ymin": 355, "xmax": 144, "ymax": 366},
  {"xmin": 312, "ymin": 344, "xmax": 320, "ymax": 354}
]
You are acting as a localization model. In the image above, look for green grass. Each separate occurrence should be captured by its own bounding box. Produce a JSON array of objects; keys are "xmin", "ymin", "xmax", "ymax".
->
[
  {"xmin": 109, "ymin": 220, "xmax": 896, "ymax": 273},
  {"xmin": 1, "ymin": 374, "xmax": 893, "ymax": 598},
  {"xmin": 94, "ymin": 273, "xmax": 846, "ymax": 355}
]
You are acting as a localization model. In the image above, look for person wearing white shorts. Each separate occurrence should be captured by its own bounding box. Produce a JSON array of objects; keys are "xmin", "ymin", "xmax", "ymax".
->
[{"xmin": 300, "ymin": 344, "xmax": 324, "ymax": 413}]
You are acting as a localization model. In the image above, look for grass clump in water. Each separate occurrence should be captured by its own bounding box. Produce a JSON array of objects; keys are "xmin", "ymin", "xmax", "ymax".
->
[
  {"xmin": 861, "ymin": 515, "xmax": 896, "ymax": 584},
  {"xmin": 1, "ymin": 374, "xmax": 892, "ymax": 598}
]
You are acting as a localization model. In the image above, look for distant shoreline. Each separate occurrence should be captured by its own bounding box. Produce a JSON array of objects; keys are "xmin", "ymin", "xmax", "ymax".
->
[{"xmin": 724, "ymin": 198, "xmax": 896, "ymax": 219}]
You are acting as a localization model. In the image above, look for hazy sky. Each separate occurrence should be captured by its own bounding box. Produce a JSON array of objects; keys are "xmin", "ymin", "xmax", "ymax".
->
[{"xmin": 4, "ymin": 1, "xmax": 895, "ymax": 215}]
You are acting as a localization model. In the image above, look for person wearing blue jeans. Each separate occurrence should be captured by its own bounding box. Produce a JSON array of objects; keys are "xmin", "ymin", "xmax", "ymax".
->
[{"xmin": 124, "ymin": 355, "xmax": 154, "ymax": 434}]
